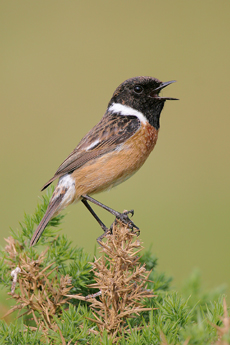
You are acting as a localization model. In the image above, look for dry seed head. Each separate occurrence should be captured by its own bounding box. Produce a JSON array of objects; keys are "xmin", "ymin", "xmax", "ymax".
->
[
  {"xmin": 83, "ymin": 222, "xmax": 155, "ymax": 341},
  {"xmin": 3, "ymin": 236, "xmax": 72, "ymax": 333}
]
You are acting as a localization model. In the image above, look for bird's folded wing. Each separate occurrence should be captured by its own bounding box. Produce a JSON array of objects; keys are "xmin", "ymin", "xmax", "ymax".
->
[{"xmin": 41, "ymin": 114, "xmax": 141, "ymax": 190}]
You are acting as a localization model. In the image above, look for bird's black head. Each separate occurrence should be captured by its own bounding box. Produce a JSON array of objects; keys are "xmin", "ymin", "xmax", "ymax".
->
[{"xmin": 108, "ymin": 76, "xmax": 178, "ymax": 130}]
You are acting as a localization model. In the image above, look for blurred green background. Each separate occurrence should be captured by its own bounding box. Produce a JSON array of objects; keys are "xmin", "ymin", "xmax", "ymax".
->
[{"xmin": 1, "ymin": 0, "xmax": 229, "ymax": 298}]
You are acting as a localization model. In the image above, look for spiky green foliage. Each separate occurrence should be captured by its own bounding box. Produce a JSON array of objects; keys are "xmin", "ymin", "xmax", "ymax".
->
[
  {"xmin": 0, "ymin": 319, "xmax": 44, "ymax": 345},
  {"xmin": 0, "ymin": 187, "xmax": 229, "ymax": 344}
]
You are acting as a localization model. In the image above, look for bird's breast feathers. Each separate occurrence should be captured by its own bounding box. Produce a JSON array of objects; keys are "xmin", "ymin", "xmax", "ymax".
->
[
  {"xmin": 51, "ymin": 104, "xmax": 159, "ymax": 199},
  {"xmin": 70, "ymin": 119, "xmax": 158, "ymax": 196}
]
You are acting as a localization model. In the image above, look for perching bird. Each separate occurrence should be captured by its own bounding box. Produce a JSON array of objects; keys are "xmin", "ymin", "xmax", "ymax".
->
[{"xmin": 30, "ymin": 76, "xmax": 177, "ymax": 246}]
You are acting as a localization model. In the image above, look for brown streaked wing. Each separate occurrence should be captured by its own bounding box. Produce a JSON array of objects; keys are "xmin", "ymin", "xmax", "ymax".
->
[{"xmin": 41, "ymin": 113, "xmax": 141, "ymax": 190}]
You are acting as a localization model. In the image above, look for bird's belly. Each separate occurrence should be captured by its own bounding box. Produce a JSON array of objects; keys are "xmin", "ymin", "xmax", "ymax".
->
[{"xmin": 72, "ymin": 123, "xmax": 158, "ymax": 197}]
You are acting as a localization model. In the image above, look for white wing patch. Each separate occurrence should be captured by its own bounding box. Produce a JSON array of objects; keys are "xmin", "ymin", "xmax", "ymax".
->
[
  {"xmin": 108, "ymin": 102, "xmax": 147, "ymax": 125},
  {"xmin": 85, "ymin": 139, "xmax": 100, "ymax": 151}
]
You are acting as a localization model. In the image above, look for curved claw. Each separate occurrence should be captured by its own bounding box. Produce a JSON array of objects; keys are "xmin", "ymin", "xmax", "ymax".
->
[
  {"xmin": 123, "ymin": 209, "xmax": 134, "ymax": 217},
  {"xmin": 117, "ymin": 212, "xmax": 139, "ymax": 231}
]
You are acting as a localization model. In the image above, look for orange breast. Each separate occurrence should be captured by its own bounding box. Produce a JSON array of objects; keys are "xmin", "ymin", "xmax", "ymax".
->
[{"xmin": 72, "ymin": 123, "xmax": 159, "ymax": 198}]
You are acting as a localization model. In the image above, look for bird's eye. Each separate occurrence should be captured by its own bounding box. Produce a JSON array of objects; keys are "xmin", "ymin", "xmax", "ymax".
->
[{"xmin": 133, "ymin": 85, "xmax": 143, "ymax": 94}]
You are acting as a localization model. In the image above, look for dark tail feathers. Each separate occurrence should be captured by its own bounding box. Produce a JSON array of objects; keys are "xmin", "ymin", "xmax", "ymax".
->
[{"xmin": 30, "ymin": 194, "xmax": 64, "ymax": 246}]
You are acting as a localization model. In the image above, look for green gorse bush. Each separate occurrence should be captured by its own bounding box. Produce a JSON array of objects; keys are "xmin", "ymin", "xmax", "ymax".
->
[{"xmin": 0, "ymin": 187, "xmax": 229, "ymax": 344}]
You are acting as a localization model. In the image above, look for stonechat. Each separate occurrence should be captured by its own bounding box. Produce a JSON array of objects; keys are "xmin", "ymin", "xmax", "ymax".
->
[{"xmin": 30, "ymin": 76, "xmax": 177, "ymax": 246}]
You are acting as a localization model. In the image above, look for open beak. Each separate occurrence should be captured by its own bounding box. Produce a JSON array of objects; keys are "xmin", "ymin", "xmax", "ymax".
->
[{"xmin": 150, "ymin": 80, "xmax": 179, "ymax": 100}]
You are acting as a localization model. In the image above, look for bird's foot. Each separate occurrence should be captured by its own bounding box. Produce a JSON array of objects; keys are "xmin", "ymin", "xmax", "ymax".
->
[
  {"xmin": 114, "ymin": 209, "xmax": 140, "ymax": 235},
  {"xmin": 97, "ymin": 227, "xmax": 112, "ymax": 244},
  {"xmin": 96, "ymin": 209, "xmax": 140, "ymax": 244}
]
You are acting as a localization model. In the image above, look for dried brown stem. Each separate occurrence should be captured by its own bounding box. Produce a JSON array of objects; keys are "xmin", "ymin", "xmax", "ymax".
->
[
  {"xmin": 72, "ymin": 220, "xmax": 156, "ymax": 342},
  {"xmin": 3, "ymin": 236, "xmax": 72, "ymax": 334}
]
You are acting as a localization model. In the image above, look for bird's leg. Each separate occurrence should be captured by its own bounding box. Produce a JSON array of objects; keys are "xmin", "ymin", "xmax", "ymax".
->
[
  {"xmin": 81, "ymin": 198, "xmax": 112, "ymax": 244},
  {"xmin": 81, "ymin": 199, "xmax": 108, "ymax": 233},
  {"xmin": 81, "ymin": 194, "xmax": 139, "ymax": 231}
]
